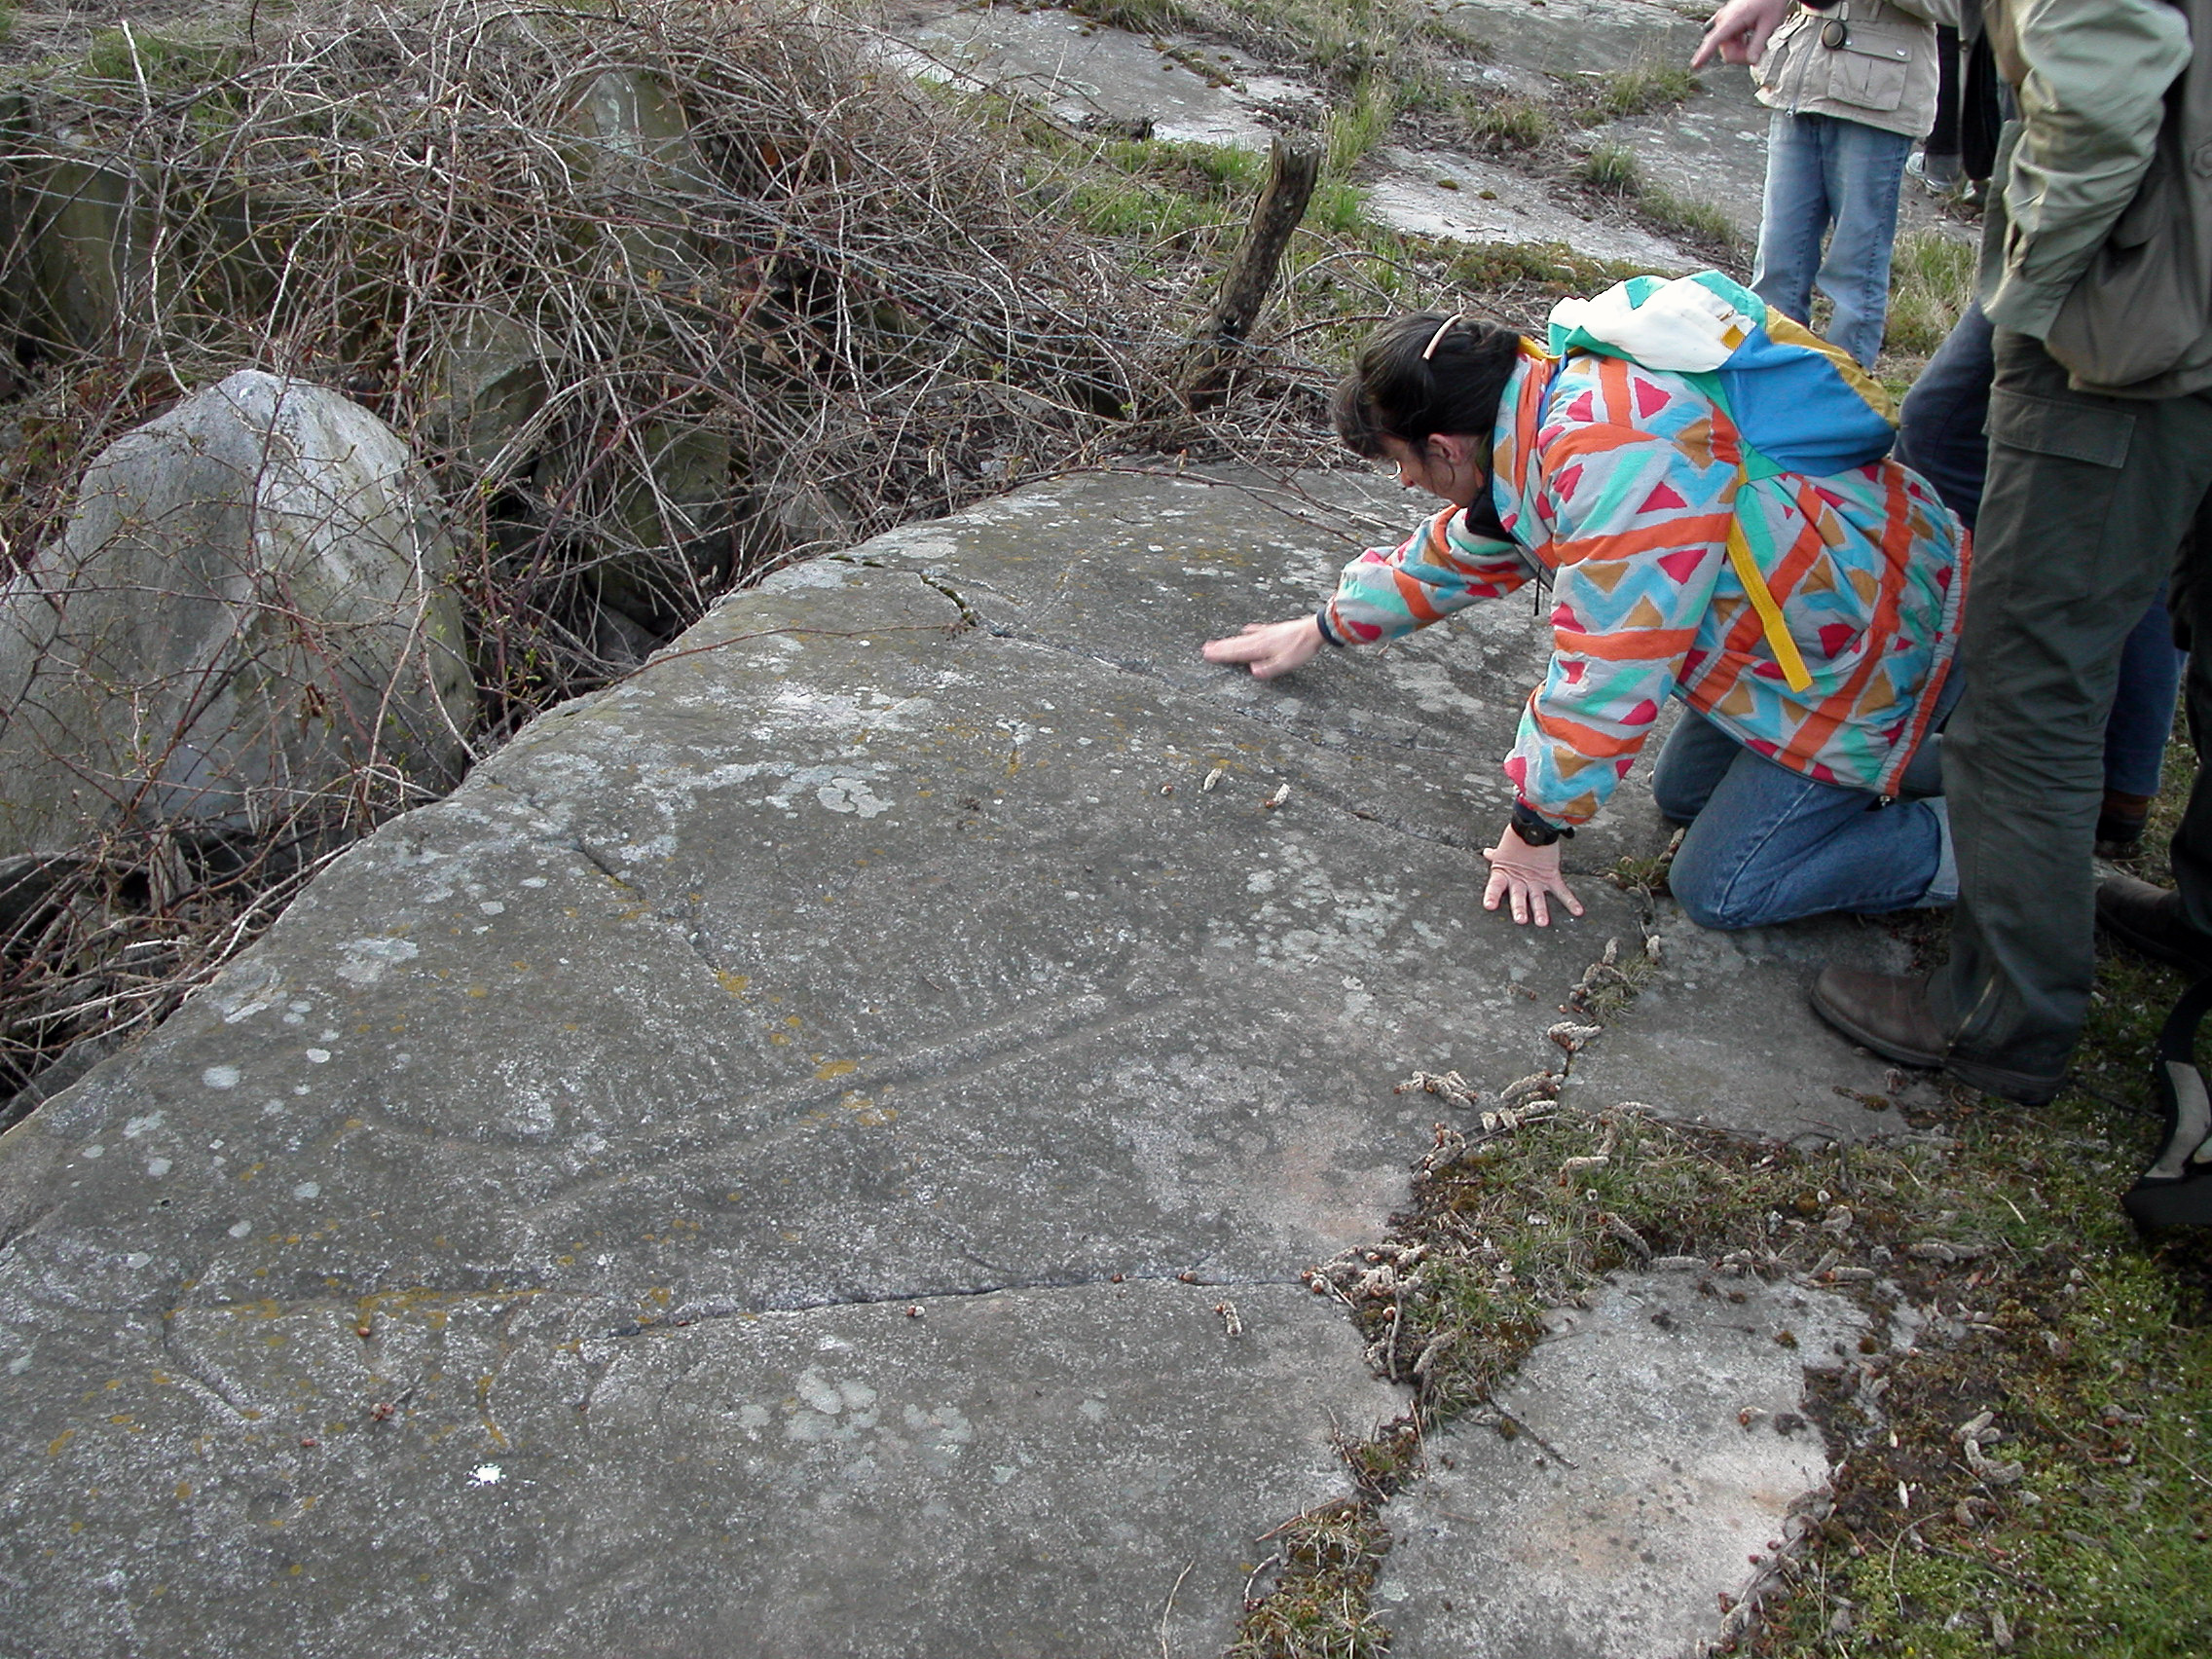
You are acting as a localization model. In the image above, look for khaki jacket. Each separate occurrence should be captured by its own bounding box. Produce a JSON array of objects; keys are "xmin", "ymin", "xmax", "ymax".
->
[{"xmin": 1754, "ymin": 0, "xmax": 1960, "ymax": 138}]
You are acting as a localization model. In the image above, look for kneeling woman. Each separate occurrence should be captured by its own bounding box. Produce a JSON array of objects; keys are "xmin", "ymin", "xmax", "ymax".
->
[{"xmin": 1205, "ymin": 276, "xmax": 1967, "ymax": 930}]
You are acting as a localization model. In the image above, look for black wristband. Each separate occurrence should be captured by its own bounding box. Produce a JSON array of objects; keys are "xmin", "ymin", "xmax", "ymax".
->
[
  {"xmin": 1313, "ymin": 608, "xmax": 1346, "ymax": 647},
  {"xmin": 1510, "ymin": 800, "xmax": 1573, "ymax": 847}
]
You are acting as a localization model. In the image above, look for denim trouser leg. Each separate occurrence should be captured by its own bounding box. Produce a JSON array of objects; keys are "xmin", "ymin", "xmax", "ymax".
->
[
  {"xmin": 2106, "ymin": 586, "xmax": 2186, "ymax": 796},
  {"xmin": 1751, "ymin": 112, "xmax": 1831, "ymax": 328},
  {"xmin": 1654, "ymin": 712, "xmax": 1945, "ymax": 928},
  {"xmin": 1930, "ymin": 332, "xmax": 2212, "ymax": 1077},
  {"xmin": 1751, "ymin": 113, "xmax": 1910, "ymax": 368},
  {"xmin": 1893, "ymin": 301, "xmax": 1996, "ymax": 532},
  {"xmin": 1816, "ymin": 121, "xmax": 1911, "ymax": 368},
  {"xmin": 1650, "ymin": 709, "xmax": 1742, "ymax": 823}
]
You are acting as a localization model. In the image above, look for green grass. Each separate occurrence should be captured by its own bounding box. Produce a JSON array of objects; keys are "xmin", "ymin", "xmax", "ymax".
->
[
  {"xmin": 1885, "ymin": 228, "xmax": 1979, "ymax": 360},
  {"xmin": 1593, "ymin": 60, "xmax": 1700, "ymax": 120},
  {"xmin": 1640, "ymin": 181, "xmax": 1742, "ymax": 250},
  {"xmin": 79, "ymin": 25, "xmax": 240, "ymax": 92},
  {"xmin": 1323, "ymin": 69, "xmax": 1398, "ymax": 176},
  {"xmin": 1445, "ymin": 239, "xmax": 1641, "ymax": 296},
  {"xmin": 1579, "ymin": 141, "xmax": 1641, "ymax": 193},
  {"xmin": 1235, "ymin": 742, "xmax": 2212, "ymax": 1656},
  {"xmin": 1458, "ymin": 92, "xmax": 1552, "ymax": 150},
  {"xmin": 1067, "ymin": 0, "xmax": 1200, "ymax": 32}
]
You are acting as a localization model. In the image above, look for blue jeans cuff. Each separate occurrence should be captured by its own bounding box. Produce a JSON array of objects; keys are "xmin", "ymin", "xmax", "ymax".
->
[{"xmin": 1920, "ymin": 797, "xmax": 1957, "ymax": 907}]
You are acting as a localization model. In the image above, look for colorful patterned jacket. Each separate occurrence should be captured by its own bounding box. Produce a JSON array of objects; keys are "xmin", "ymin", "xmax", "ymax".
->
[{"xmin": 1319, "ymin": 347, "xmax": 1969, "ymax": 828}]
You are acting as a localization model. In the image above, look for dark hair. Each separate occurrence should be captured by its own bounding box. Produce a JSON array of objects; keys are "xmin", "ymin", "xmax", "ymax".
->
[{"xmin": 1332, "ymin": 312, "xmax": 1526, "ymax": 461}]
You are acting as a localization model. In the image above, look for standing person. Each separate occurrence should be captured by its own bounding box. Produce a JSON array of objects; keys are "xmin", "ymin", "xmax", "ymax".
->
[
  {"xmin": 1706, "ymin": 0, "xmax": 2212, "ymax": 1165},
  {"xmin": 1701, "ymin": 0, "xmax": 1959, "ymax": 369},
  {"xmin": 1893, "ymin": 299, "xmax": 2189, "ymax": 857},
  {"xmin": 1201, "ymin": 279, "xmax": 1967, "ymax": 933},
  {"xmin": 1908, "ymin": 22, "xmax": 1966, "ymax": 193}
]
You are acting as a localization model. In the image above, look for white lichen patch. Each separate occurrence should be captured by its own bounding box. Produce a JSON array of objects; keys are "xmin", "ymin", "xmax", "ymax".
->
[
  {"xmin": 336, "ymin": 937, "xmax": 421, "ymax": 988},
  {"xmin": 814, "ymin": 777, "xmax": 891, "ymax": 818},
  {"xmin": 1383, "ymin": 660, "xmax": 1493, "ymax": 719}
]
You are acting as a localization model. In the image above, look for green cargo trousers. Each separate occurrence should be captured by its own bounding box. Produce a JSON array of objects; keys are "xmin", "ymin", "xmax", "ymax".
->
[{"xmin": 1929, "ymin": 329, "xmax": 2212, "ymax": 1080}]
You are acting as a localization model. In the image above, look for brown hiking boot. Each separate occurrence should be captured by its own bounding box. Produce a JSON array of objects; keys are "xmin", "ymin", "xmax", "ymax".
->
[{"xmin": 1809, "ymin": 968, "xmax": 2064, "ymax": 1106}]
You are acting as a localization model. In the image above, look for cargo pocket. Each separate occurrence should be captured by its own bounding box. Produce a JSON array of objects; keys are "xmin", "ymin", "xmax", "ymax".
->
[
  {"xmin": 1985, "ymin": 389, "xmax": 2134, "ymax": 469},
  {"xmin": 1826, "ymin": 25, "xmax": 1911, "ymax": 112},
  {"xmin": 1983, "ymin": 387, "xmax": 2137, "ymax": 595}
]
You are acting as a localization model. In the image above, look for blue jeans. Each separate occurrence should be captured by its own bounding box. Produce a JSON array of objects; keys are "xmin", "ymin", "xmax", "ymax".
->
[
  {"xmin": 1651, "ymin": 711, "xmax": 1950, "ymax": 929},
  {"xmin": 1896, "ymin": 300, "xmax": 2185, "ymax": 795},
  {"xmin": 1751, "ymin": 112, "xmax": 1912, "ymax": 369}
]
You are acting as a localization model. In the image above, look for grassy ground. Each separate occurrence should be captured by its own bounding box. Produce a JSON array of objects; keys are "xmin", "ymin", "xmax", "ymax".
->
[{"xmin": 1229, "ymin": 754, "xmax": 2212, "ymax": 1655}]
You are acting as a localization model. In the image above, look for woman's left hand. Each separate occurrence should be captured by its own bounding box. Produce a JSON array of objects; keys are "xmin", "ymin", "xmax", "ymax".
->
[{"xmin": 1482, "ymin": 825, "xmax": 1585, "ymax": 927}]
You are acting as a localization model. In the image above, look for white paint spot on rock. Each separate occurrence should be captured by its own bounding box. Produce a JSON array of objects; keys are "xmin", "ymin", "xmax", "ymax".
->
[
  {"xmin": 293, "ymin": 1182, "xmax": 321, "ymax": 1200},
  {"xmin": 227, "ymin": 1220, "xmax": 253, "ymax": 1238},
  {"xmin": 146, "ymin": 1158, "xmax": 171, "ymax": 1177},
  {"xmin": 479, "ymin": 901, "xmax": 505, "ymax": 915},
  {"xmin": 469, "ymin": 1463, "xmax": 503, "ymax": 1486},
  {"xmin": 202, "ymin": 1065, "xmax": 241, "ymax": 1089},
  {"xmin": 305, "ymin": 1049, "xmax": 331, "ymax": 1064},
  {"xmin": 81, "ymin": 1144, "xmax": 104, "ymax": 1159}
]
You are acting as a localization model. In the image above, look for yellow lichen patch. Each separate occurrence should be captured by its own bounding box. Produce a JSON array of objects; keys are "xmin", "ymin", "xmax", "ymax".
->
[
  {"xmin": 815, "ymin": 1059, "xmax": 857, "ymax": 1081},
  {"xmin": 108, "ymin": 1414, "xmax": 131, "ymax": 1425},
  {"xmin": 174, "ymin": 1482, "xmax": 192, "ymax": 1501},
  {"xmin": 466, "ymin": 986, "xmax": 489, "ymax": 999},
  {"xmin": 769, "ymin": 1032, "xmax": 792, "ymax": 1046},
  {"xmin": 47, "ymin": 1429, "xmax": 73, "ymax": 1456},
  {"xmin": 717, "ymin": 971, "xmax": 751, "ymax": 998}
]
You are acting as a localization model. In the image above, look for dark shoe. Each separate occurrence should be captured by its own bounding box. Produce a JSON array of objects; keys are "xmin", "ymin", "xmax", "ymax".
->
[
  {"xmin": 2095, "ymin": 872, "xmax": 2212, "ymax": 977},
  {"xmin": 2122, "ymin": 975, "xmax": 2212, "ymax": 1227},
  {"xmin": 1809, "ymin": 969, "xmax": 2066, "ymax": 1106},
  {"xmin": 2093, "ymin": 790, "xmax": 2153, "ymax": 860},
  {"xmin": 1810, "ymin": 968, "xmax": 1945, "ymax": 1067}
]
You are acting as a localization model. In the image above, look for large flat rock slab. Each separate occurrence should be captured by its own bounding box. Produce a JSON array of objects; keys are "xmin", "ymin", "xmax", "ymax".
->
[
  {"xmin": 1375, "ymin": 1268, "xmax": 1867, "ymax": 1658},
  {"xmin": 1563, "ymin": 901, "xmax": 1931, "ymax": 1142},
  {"xmin": 7, "ymin": 1280, "xmax": 1386, "ymax": 1658},
  {"xmin": 0, "ymin": 465, "xmax": 1651, "ymax": 1655},
  {"xmin": 0, "ymin": 465, "xmax": 1909, "ymax": 1653}
]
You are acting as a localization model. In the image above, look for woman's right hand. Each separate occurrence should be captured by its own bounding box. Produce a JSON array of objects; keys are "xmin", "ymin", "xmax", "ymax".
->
[{"xmin": 1201, "ymin": 617, "xmax": 1325, "ymax": 681}]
